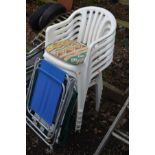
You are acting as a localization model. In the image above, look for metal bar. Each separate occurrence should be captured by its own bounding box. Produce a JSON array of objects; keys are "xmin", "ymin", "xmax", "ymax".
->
[
  {"xmin": 26, "ymin": 65, "xmax": 34, "ymax": 71},
  {"xmin": 60, "ymin": 15, "xmax": 67, "ymax": 20},
  {"xmin": 37, "ymin": 36, "xmax": 45, "ymax": 42},
  {"xmin": 115, "ymin": 129, "xmax": 129, "ymax": 139},
  {"xmin": 112, "ymin": 131, "xmax": 129, "ymax": 145},
  {"xmin": 26, "ymin": 116, "xmax": 52, "ymax": 140},
  {"xmin": 26, "ymin": 120, "xmax": 53, "ymax": 148},
  {"xmin": 38, "ymin": 33, "xmax": 45, "ymax": 39},
  {"xmin": 27, "ymin": 41, "xmax": 45, "ymax": 55},
  {"xmin": 55, "ymin": 18, "xmax": 62, "ymax": 22},
  {"xmin": 32, "ymin": 38, "xmax": 43, "ymax": 46},
  {"xmin": 26, "ymin": 70, "xmax": 33, "ymax": 76},
  {"xmin": 94, "ymin": 97, "xmax": 129, "ymax": 155}
]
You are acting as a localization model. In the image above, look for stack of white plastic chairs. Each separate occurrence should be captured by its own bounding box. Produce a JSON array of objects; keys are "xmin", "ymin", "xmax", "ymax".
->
[{"xmin": 44, "ymin": 6, "xmax": 117, "ymax": 131}]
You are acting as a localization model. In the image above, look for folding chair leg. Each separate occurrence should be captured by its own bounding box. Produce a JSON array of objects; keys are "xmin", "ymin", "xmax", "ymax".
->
[{"xmin": 95, "ymin": 73, "xmax": 103, "ymax": 112}]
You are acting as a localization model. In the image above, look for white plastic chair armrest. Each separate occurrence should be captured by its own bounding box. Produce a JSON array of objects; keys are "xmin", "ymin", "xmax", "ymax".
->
[
  {"xmin": 84, "ymin": 30, "xmax": 116, "ymax": 65},
  {"xmin": 45, "ymin": 12, "xmax": 81, "ymax": 46}
]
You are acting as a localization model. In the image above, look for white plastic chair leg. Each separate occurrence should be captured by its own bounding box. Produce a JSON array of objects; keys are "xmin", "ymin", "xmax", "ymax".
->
[
  {"xmin": 75, "ymin": 77, "xmax": 88, "ymax": 131},
  {"xmin": 95, "ymin": 73, "xmax": 103, "ymax": 112}
]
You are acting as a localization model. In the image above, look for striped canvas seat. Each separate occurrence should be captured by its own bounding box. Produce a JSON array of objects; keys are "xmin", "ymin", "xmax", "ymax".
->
[{"xmin": 45, "ymin": 40, "xmax": 88, "ymax": 65}]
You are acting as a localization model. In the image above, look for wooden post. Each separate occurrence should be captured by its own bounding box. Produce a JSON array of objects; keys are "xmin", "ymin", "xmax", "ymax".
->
[
  {"xmin": 119, "ymin": 0, "xmax": 129, "ymax": 5},
  {"xmin": 39, "ymin": 0, "xmax": 73, "ymax": 11}
]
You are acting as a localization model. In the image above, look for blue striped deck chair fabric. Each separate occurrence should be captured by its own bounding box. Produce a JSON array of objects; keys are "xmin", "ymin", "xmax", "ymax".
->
[{"xmin": 30, "ymin": 59, "xmax": 66, "ymax": 125}]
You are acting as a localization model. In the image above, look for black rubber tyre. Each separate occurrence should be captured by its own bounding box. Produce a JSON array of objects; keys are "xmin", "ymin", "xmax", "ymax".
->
[
  {"xmin": 29, "ymin": 3, "xmax": 53, "ymax": 31},
  {"xmin": 39, "ymin": 3, "xmax": 66, "ymax": 30}
]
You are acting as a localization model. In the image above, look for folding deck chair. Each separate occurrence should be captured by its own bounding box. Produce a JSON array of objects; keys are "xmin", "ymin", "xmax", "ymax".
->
[{"xmin": 26, "ymin": 58, "xmax": 77, "ymax": 149}]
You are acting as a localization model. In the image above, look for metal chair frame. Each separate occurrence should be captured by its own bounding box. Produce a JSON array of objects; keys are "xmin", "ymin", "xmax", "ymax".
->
[{"xmin": 26, "ymin": 58, "xmax": 76, "ymax": 149}]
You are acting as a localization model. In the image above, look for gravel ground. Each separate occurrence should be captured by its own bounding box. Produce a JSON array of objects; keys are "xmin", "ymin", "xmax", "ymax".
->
[
  {"xmin": 26, "ymin": 1, "xmax": 129, "ymax": 154},
  {"xmin": 27, "ymin": 88, "xmax": 129, "ymax": 155}
]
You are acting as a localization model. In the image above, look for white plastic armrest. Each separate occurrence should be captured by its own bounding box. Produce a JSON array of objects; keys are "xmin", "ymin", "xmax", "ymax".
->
[
  {"xmin": 45, "ymin": 12, "xmax": 80, "ymax": 46},
  {"xmin": 84, "ymin": 30, "xmax": 115, "ymax": 65}
]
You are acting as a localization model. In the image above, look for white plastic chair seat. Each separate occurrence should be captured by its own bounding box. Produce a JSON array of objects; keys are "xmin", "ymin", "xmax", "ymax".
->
[
  {"xmin": 43, "ymin": 6, "xmax": 117, "ymax": 131},
  {"xmin": 45, "ymin": 39, "xmax": 88, "ymax": 65}
]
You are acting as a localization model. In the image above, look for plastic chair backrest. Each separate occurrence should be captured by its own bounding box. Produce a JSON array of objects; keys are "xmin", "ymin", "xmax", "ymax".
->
[{"xmin": 45, "ymin": 7, "xmax": 116, "ymax": 46}]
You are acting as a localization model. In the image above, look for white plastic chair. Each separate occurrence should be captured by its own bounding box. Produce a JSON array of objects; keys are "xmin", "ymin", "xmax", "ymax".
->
[{"xmin": 43, "ymin": 6, "xmax": 117, "ymax": 131}]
